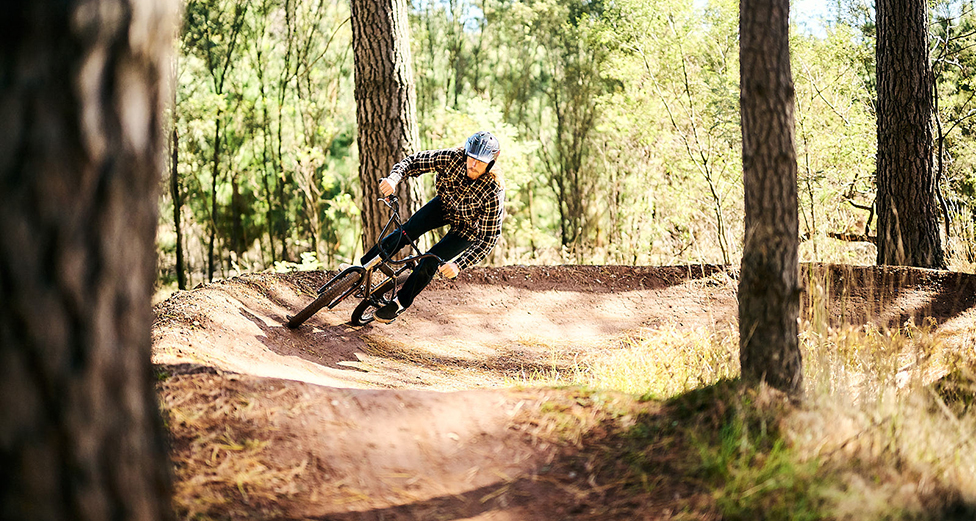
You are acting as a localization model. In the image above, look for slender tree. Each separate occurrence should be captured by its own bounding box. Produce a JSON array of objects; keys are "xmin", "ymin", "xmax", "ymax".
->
[
  {"xmin": 351, "ymin": 0, "xmax": 423, "ymax": 248},
  {"xmin": 738, "ymin": 0, "xmax": 803, "ymax": 396},
  {"xmin": 182, "ymin": 0, "xmax": 248, "ymax": 281},
  {"xmin": 875, "ymin": 0, "xmax": 945, "ymax": 268},
  {"xmin": 0, "ymin": 0, "xmax": 176, "ymax": 518},
  {"xmin": 172, "ymin": 128, "xmax": 187, "ymax": 290},
  {"xmin": 249, "ymin": 0, "xmax": 282, "ymax": 265}
]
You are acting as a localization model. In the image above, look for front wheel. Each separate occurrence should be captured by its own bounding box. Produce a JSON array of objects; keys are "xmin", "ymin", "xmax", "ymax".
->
[{"xmin": 287, "ymin": 271, "xmax": 361, "ymax": 328}]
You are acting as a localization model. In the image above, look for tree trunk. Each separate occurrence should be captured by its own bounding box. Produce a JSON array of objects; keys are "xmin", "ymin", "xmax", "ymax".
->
[
  {"xmin": 231, "ymin": 172, "xmax": 245, "ymax": 256},
  {"xmin": 208, "ymin": 114, "xmax": 221, "ymax": 281},
  {"xmin": 172, "ymin": 129, "xmax": 186, "ymax": 290},
  {"xmin": 351, "ymin": 0, "xmax": 423, "ymax": 249},
  {"xmin": 875, "ymin": 0, "xmax": 945, "ymax": 268},
  {"xmin": 0, "ymin": 1, "xmax": 176, "ymax": 519},
  {"xmin": 738, "ymin": 0, "xmax": 803, "ymax": 396},
  {"xmin": 255, "ymin": 42, "xmax": 279, "ymax": 264}
]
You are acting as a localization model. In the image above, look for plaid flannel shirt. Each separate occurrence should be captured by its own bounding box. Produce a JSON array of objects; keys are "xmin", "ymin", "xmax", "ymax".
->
[{"xmin": 387, "ymin": 147, "xmax": 504, "ymax": 269}]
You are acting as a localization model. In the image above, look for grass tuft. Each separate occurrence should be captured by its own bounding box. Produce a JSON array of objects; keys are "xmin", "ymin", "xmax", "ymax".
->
[{"xmin": 523, "ymin": 274, "xmax": 976, "ymax": 519}]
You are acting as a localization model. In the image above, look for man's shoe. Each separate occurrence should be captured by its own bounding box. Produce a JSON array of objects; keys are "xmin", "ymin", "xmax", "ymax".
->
[{"xmin": 374, "ymin": 300, "xmax": 404, "ymax": 324}]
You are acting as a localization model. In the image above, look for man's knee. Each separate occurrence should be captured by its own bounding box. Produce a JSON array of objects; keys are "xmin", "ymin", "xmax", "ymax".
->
[{"xmin": 415, "ymin": 257, "xmax": 440, "ymax": 278}]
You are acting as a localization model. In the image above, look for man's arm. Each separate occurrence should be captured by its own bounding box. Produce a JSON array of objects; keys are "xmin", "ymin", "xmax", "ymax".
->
[
  {"xmin": 385, "ymin": 148, "xmax": 458, "ymax": 186},
  {"xmin": 454, "ymin": 188, "xmax": 504, "ymax": 270}
]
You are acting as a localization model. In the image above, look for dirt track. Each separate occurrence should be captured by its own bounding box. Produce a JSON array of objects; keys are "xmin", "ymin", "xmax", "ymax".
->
[
  {"xmin": 152, "ymin": 264, "xmax": 976, "ymax": 519},
  {"xmin": 153, "ymin": 265, "xmax": 744, "ymax": 390}
]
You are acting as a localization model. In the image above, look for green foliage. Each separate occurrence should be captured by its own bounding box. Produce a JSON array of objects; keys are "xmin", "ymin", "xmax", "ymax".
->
[
  {"xmin": 932, "ymin": 0, "xmax": 976, "ymax": 268},
  {"xmin": 692, "ymin": 391, "xmax": 824, "ymax": 520},
  {"xmin": 169, "ymin": 0, "xmax": 357, "ymax": 285},
  {"xmin": 273, "ymin": 251, "xmax": 326, "ymax": 273},
  {"xmin": 164, "ymin": 0, "xmax": 976, "ymax": 283}
]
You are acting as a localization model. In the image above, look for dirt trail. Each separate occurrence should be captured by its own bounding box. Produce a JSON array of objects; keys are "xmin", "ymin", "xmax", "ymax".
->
[
  {"xmin": 152, "ymin": 264, "xmax": 976, "ymax": 519},
  {"xmin": 153, "ymin": 265, "xmax": 738, "ymax": 391}
]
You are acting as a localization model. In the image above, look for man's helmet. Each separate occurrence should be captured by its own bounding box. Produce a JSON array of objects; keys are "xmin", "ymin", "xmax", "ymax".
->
[{"xmin": 464, "ymin": 131, "xmax": 501, "ymax": 173}]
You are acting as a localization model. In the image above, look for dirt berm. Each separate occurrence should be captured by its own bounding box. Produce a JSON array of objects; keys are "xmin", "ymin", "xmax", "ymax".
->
[{"xmin": 153, "ymin": 264, "xmax": 976, "ymax": 519}]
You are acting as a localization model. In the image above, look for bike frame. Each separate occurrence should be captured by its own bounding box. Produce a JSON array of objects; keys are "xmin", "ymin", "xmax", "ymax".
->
[
  {"xmin": 317, "ymin": 196, "xmax": 442, "ymax": 310},
  {"xmin": 286, "ymin": 195, "xmax": 448, "ymax": 328}
]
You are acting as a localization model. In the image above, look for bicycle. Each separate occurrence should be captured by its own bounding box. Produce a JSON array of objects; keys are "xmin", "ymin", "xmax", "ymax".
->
[{"xmin": 285, "ymin": 196, "xmax": 443, "ymax": 329}]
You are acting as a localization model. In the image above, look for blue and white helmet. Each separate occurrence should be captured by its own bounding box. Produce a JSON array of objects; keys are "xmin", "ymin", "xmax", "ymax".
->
[{"xmin": 464, "ymin": 131, "xmax": 501, "ymax": 172}]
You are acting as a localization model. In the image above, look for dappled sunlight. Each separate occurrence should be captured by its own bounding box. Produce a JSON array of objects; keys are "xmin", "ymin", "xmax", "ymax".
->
[
  {"xmin": 159, "ymin": 372, "xmax": 553, "ymax": 519},
  {"xmin": 153, "ymin": 265, "xmax": 976, "ymax": 519}
]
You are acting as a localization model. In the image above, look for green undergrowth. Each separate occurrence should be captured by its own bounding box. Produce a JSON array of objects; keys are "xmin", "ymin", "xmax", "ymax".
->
[
  {"xmin": 669, "ymin": 382, "xmax": 825, "ymax": 520},
  {"xmin": 527, "ymin": 307, "xmax": 976, "ymax": 518}
]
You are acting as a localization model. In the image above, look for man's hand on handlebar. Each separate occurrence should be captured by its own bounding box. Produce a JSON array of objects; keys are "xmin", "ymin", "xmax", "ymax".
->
[
  {"xmin": 438, "ymin": 262, "xmax": 460, "ymax": 279},
  {"xmin": 379, "ymin": 177, "xmax": 396, "ymax": 197}
]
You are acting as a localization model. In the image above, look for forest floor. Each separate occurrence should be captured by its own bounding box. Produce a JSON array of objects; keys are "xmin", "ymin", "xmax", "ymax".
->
[{"xmin": 152, "ymin": 264, "xmax": 976, "ymax": 520}]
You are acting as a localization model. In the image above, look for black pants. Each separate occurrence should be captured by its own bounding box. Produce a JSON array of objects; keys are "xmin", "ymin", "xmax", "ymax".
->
[{"xmin": 361, "ymin": 196, "xmax": 472, "ymax": 308}]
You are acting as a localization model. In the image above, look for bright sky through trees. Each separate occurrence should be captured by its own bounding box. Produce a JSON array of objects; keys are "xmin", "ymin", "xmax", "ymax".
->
[
  {"xmin": 793, "ymin": 0, "xmax": 832, "ymax": 35},
  {"xmin": 690, "ymin": 0, "xmax": 831, "ymax": 35}
]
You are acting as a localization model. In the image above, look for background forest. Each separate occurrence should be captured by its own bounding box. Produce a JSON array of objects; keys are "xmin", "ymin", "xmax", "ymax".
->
[{"xmin": 162, "ymin": 0, "xmax": 976, "ymax": 289}]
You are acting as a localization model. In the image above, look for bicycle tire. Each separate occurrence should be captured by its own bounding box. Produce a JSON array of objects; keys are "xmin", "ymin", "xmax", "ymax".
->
[
  {"xmin": 350, "ymin": 270, "xmax": 411, "ymax": 326},
  {"xmin": 287, "ymin": 271, "xmax": 361, "ymax": 328},
  {"xmin": 350, "ymin": 286, "xmax": 390, "ymax": 326}
]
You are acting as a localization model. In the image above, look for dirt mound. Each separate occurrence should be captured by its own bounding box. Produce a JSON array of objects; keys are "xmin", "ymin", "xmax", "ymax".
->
[
  {"xmin": 152, "ymin": 264, "xmax": 976, "ymax": 519},
  {"xmin": 152, "ymin": 265, "xmax": 738, "ymax": 391}
]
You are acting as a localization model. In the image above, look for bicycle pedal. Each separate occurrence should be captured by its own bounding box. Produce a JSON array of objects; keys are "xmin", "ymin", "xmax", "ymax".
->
[{"xmin": 374, "ymin": 301, "xmax": 403, "ymax": 324}]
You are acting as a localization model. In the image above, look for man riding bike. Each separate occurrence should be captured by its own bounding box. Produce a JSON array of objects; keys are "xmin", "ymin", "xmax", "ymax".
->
[{"xmin": 361, "ymin": 130, "xmax": 504, "ymax": 323}]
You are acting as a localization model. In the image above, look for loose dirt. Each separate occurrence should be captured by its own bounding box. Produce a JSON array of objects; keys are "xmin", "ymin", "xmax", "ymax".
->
[{"xmin": 152, "ymin": 264, "xmax": 976, "ymax": 520}]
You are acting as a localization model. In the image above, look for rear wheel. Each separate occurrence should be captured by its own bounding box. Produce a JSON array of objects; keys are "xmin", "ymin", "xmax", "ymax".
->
[
  {"xmin": 351, "ymin": 297, "xmax": 384, "ymax": 326},
  {"xmin": 287, "ymin": 271, "xmax": 361, "ymax": 328},
  {"xmin": 351, "ymin": 282, "xmax": 393, "ymax": 326},
  {"xmin": 350, "ymin": 269, "xmax": 410, "ymax": 326}
]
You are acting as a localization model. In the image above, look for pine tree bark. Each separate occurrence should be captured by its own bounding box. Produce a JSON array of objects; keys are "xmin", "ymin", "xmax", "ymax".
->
[
  {"xmin": 172, "ymin": 129, "xmax": 187, "ymax": 290},
  {"xmin": 0, "ymin": 1, "xmax": 176, "ymax": 519},
  {"xmin": 351, "ymin": 0, "xmax": 423, "ymax": 249},
  {"xmin": 208, "ymin": 114, "xmax": 221, "ymax": 281},
  {"xmin": 876, "ymin": 0, "xmax": 945, "ymax": 268},
  {"xmin": 738, "ymin": 0, "xmax": 803, "ymax": 396}
]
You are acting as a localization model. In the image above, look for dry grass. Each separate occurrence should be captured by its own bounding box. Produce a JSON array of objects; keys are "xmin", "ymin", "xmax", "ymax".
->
[
  {"xmin": 784, "ymin": 279, "xmax": 976, "ymax": 519},
  {"xmin": 160, "ymin": 377, "xmax": 308, "ymax": 520},
  {"xmin": 507, "ymin": 325, "xmax": 739, "ymax": 400},
  {"xmin": 157, "ymin": 266, "xmax": 976, "ymax": 519},
  {"xmin": 503, "ymin": 274, "xmax": 976, "ymax": 519}
]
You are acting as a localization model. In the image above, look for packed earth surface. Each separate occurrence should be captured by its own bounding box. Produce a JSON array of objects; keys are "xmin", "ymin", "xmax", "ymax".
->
[{"xmin": 152, "ymin": 264, "xmax": 976, "ymax": 520}]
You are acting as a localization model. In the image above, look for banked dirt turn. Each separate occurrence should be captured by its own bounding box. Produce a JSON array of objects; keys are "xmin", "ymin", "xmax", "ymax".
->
[{"xmin": 152, "ymin": 264, "xmax": 976, "ymax": 519}]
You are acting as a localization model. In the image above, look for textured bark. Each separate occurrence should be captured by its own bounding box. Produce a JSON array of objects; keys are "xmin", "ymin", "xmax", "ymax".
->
[
  {"xmin": 876, "ymin": 0, "xmax": 945, "ymax": 268},
  {"xmin": 351, "ymin": 0, "xmax": 423, "ymax": 249},
  {"xmin": 738, "ymin": 0, "xmax": 803, "ymax": 396},
  {"xmin": 0, "ymin": 1, "xmax": 176, "ymax": 519},
  {"xmin": 172, "ymin": 129, "xmax": 186, "ymax": 290},
  {"xmin": 208, "ymin": 114, "xmax": 221, "ymax": 281}
]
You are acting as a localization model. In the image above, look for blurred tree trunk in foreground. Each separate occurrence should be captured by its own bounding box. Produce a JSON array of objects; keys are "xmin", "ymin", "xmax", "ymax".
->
[
  {"xmin": 0, "ymin": 1, "xmax": 176, "ymax": 518},
  {"xmin": 875, "ymin": 0, "xmax": 946, "ymax": 268},
  {"xmin": 738, "ymin": 0, "xmax": 803, "ymax": 396},
  {"xmin": 351, "ymin": 0, "xmax": 423, "ymax": 249}
]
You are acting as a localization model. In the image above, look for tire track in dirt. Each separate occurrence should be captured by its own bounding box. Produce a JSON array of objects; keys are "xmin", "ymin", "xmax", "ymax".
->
[{"xmin": 153, "ymin": 264, "xmax": 976, "ymax": 520}]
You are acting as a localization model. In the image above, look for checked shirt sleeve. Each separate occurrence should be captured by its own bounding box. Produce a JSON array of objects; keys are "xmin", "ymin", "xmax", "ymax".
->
[
  {"xmin": 386, "ymin": 148, "xmax": 457, "ymax": 185},
  {"xmin": 454, "ymin": 187, "xmax": 505, "ymax": 270}
]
